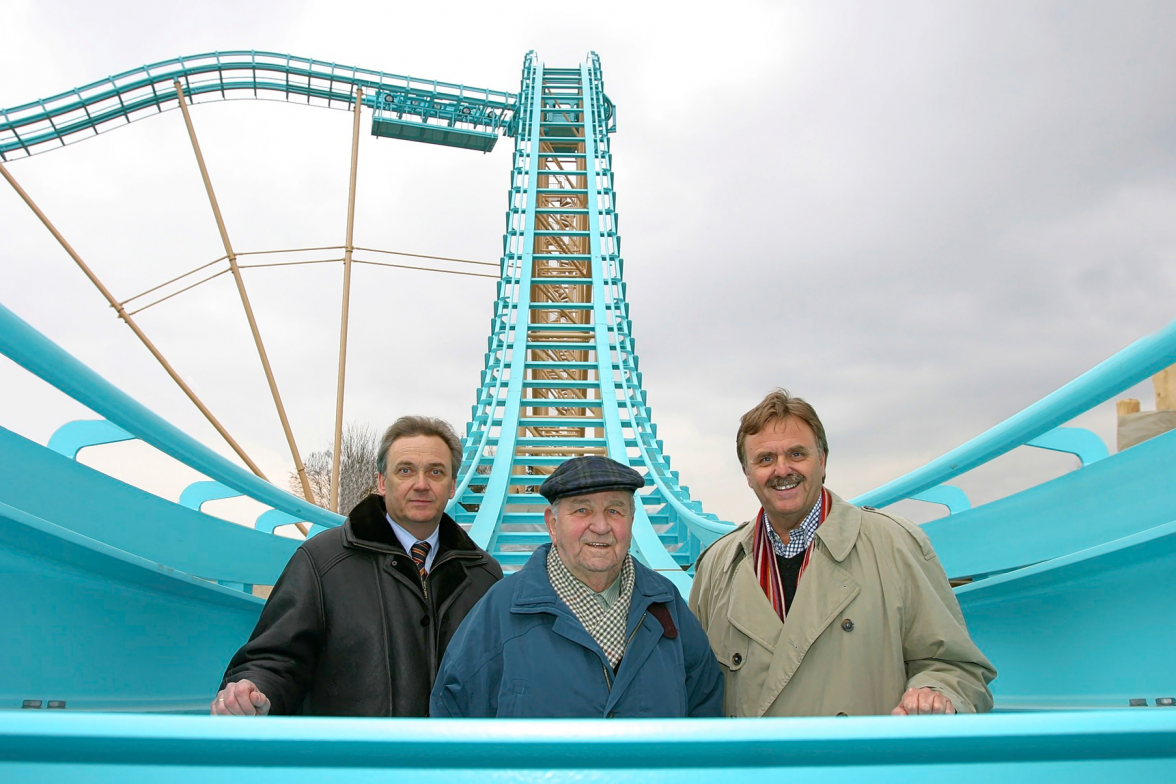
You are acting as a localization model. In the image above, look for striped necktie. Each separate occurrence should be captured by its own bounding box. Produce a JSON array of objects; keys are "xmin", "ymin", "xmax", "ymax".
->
[{"xmin": 410, "ymin": 540, "xmax": 431, "ymax": 582}]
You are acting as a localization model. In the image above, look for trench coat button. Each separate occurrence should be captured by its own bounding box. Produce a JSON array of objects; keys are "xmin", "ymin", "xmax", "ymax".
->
[
  {"xmin": 841, "ymin": 619, "xmax": 854, "ymax": 632},
  {"xmin": 607, "ymin": 711, "xmax": 616, "ymax": 718},
  {"xmin": 420, "ymin": 615, "xmax": 431, "ymax": 627},
  {"xmin": 732, "ymin": 652, "xmax": 743, "ymax": 666}
]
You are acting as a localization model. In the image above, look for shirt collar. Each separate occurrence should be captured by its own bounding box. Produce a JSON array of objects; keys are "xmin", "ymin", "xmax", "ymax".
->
[
  {"xmin": 547, "ymin": 545, "xmax": 631, "ymax": 609},
  {"xmin": 764, "ymin": 496, "xmax": 823, "ymax": 558},
  {"xmin": 385, "ymin": 513, "xmax": 440, "ymax": 571}
]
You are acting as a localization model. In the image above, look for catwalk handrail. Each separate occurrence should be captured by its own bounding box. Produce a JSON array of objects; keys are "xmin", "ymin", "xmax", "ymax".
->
[
  {"xmin": 853, "ymin": 316, "xmax": 1176, "ymax": 510},
  {"xmin": 0, "ymin": 300, "xmax": 341, "ymax": 529},
  {"xmin": 0, "ymin": 50, "xmax": 517, "ymax": 160}
]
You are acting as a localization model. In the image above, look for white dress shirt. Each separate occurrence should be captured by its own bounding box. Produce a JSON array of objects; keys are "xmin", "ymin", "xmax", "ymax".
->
[{"xmin": 385, "ymin": 514, "xmax": 440, "ymax": 573}]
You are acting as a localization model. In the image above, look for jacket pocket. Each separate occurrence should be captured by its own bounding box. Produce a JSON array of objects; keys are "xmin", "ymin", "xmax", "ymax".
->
[
  {"xmin": 707, "ymin": 627, "xmax": 753, "ymax": 717},
  {"xmin": 498, "ymin": 678, "xmax": 530, "ymax": 718},
  {"xmin": 715, "ymin": 631, "xmax": 749, "ymax": 673}
]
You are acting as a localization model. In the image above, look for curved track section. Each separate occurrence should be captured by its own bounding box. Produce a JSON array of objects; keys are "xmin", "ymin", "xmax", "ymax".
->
[{"xmin": 0, "ymin": 50, "xmax": 516, "ymax": 160}]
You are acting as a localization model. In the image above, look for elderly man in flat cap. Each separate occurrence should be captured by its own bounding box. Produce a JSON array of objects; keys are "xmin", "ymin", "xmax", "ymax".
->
[{"xmin": 430, "ymin": 455, "xmax": 723, "ymax": 718}]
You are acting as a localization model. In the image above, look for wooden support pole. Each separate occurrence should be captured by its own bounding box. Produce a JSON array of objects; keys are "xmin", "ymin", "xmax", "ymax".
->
[
  {"xmin": 1154, "ymin": 366, "xmax": 1176, "ymax": 411},
  {"xmin": 330, "ymin": 88, "xmax": 363, "ymax": 514},
  {"xmin": 0, "ymin": 160, "xmax": 269, "ymax": 481},
  {"xmin": 172, "ymin": 80, "xmax": 315, "ymax": 510}
]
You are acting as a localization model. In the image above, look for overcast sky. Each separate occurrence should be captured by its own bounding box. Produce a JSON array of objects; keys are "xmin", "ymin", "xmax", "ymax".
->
[{"xmin": 2, "ymin": 0, "xmax": 1174, "ymax": 527}]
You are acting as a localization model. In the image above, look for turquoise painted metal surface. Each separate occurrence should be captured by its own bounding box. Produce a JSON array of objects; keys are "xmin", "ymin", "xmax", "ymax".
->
[
  {"xmin": 1026, "ymin": 425, "xmax": 1109, "ymax": 466},
  {"xmin": 46, "ymin": 419, "xmax": 135, "ymax": 459},
  {"xmin": 0, "ymin": 50, "xmax": 517, "ymax": 160},
  {"xmin": 2, "ymin": 711, "xmax": 1176, "ymax": 781},
  {"xmin": 371, "ymin": 87, "xmax": 505, "ymax": 151},
  {"xmin": 910, "ymin": 484, "xmax": 972, "ymax": 513},
  {"xmin": 178, "ymin": 481, "xmax": 241, "ymax": 511},
  {"xmin": 0, "ymin": 425, "xmax": 298, "ymax": 586},
  {"xmin": 959, "ymin": 518, "xmax": 1176, "ymax": 710},
  {"xmin": 925, "ymin": 427, "xmax": 1176, "ymax": 581},
  {"xmin": 908, "ymin": 427, "xmax": 1108, "ymax": 517},
  {"xmin": 0, "ymin": 500, "xmax": 261, "ymax": 712}
]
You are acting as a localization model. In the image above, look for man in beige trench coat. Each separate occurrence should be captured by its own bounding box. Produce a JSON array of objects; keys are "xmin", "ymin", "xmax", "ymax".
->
[{"xmin": 689, "ymin": 390, "xmax": 996, "ymax": 717}]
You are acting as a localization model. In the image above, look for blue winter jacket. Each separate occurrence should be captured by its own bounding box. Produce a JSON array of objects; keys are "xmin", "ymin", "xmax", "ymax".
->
[{"xmin": 429, "ymin": 544, "xmax": 723, "ymax": 718}]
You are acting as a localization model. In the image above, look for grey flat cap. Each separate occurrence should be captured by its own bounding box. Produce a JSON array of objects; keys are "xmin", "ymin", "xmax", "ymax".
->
[{"xmin": 539, "ymin": 456, "xmax": 645, "ymax": 503}]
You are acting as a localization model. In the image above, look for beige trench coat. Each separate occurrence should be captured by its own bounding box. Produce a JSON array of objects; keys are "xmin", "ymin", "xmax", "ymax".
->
[{"xmin": 689, "ymin": 492, "xmax": 995, "ymax": 717}]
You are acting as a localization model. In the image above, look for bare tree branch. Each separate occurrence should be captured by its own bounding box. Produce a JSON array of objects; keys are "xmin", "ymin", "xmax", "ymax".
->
[{"xmin": 290, "ymin": 422, "xmax": 379, "ymax": 514}]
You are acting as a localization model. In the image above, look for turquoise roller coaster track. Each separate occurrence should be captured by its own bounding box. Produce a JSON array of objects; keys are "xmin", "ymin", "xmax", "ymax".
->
[
  {"xmin": 0, "ymin": 50, "xmax": 518, "ymax": 159},
  {"xmin": 450, "ymin": 53, "xmax": 724, "ymax": 593},
  {"xmin": 2, "ymin": 50, "xmax": 1176, "ymax": 780}
]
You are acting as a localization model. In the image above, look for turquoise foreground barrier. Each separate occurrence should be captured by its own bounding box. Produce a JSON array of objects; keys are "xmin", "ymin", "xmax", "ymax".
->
[
  {"xmin": 0, "ymin": 499, "xmax": 262, "ymax": 712},
  {"xmin": 3, "ymin": 711, "xmax": 1176, "ymax": 781}
]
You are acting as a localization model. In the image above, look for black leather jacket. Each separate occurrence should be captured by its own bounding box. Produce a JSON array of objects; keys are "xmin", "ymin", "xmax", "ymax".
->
[{"xmin": 220, "ymin": 494, "xmax": 502, "ymax": 715}]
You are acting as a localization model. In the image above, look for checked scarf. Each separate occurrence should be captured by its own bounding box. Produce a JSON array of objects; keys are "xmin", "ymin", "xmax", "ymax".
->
[
  {"xmin": 547, "ymin": 545, "xmax": 635, "ymax": 669},
  {"xmin": 752, "ymin": 487, "xmax": 832, "ymax": 622}
]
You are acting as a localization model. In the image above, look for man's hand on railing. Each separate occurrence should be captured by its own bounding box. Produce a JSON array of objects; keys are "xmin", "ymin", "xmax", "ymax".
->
[
  {"xmin": 211, "ymin": 678, "xmax": 271, "ymax": 716},
  {"xmin": 891, "ymin": 687, "xmax": 956, "ymax": 716}
]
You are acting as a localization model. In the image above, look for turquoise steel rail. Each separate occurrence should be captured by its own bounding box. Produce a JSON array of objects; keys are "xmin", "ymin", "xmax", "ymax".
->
[
  {"xmin": 852, "ymin": 315, "xmax": 1176, "ymax": 582},
  {"xmin": 925, "ymin": 427, "xmax": 1176, "ymax": 582},
  {"xmin": 447, "ymin": 53, "xmax": 729, "ymax": 591},
  {"xmin": 0, "ymin": 50, "xmax": 517, "ymax": 160},
  {"xmin": 853, "ymin": 316, "xmax": 1176, "ymax": 512},
  {"xmin": 0, "ymin": 301, "xmax": 342, "ymax": 530},
  {"xmin": 0, "ymin": 425, "xmax": 300, "ymax": 588},
  {"xmin": 3, "ymin": 711, "xmax": 1176, "ymax": 780}
]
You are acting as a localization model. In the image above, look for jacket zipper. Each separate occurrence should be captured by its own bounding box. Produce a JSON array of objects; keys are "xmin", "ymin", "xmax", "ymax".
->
[
  {"xmin": 419, "ymin": 550, "xmax": 473, "ymax": 684},
  {"xmin": 624, "ymin": 612, "xmax": 647, "ymax": 652},
  {"xmin": 417, "ymin": 548, "xmax": 491, "ymax": 692},
  {"xmin": 600, "ymin": 611, "xmax": 647, "ymax": 693}
]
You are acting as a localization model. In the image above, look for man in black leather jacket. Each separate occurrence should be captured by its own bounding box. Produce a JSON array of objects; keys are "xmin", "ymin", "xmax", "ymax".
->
[{"xmin": 211, "ymin": 416, "xmax": 502, "ymax": 716}]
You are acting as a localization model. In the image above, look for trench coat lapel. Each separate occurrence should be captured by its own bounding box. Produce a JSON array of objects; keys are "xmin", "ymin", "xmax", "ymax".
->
[
  {"xmin": 725, "ymin": 547, "xmax": 785, "ymax": 654},
  {"xmin": 755, "ymin": 497, "xmax": 862, "ymax": 716}
]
